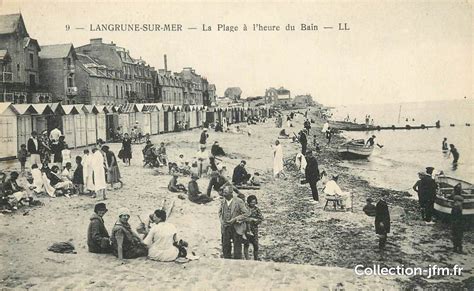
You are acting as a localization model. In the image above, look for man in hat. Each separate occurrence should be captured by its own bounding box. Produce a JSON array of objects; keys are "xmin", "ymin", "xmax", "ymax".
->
[
  {"xmin": 211, "ymin": 141, "xmax": 226, "ymax": 157},
  {"xmin": 27, "ymin": 131, "xmax": 41, "ymax": 168},
  {"xmin": 219, "ymin": 186, "xmax": 250, "ymax": 259},
  {"xmin": 87, "ymin": 203, "xmax": 112, "ymax": 253},
  {"xmin": 299, "ymin": 129, "xmax": 308, "ymax": 155},
  {"xmin": 366, "ymin": 135, "xmax": 383, "ymax": 148},
  {"xmin": 188, "ymin": 174, "xmax": 213, "ymax": 204},
  {"xmin": 305, "ymin": 150, "xmax": 321, "ymax": 203},
  {"xmin": 375, "ymin": 192, "xmax": 390, "ymax": 250},
  {"xmin": 412, "ymin": 169, "xmax": 437, "ymax": 224},
  {"xmin": 232, "ymin": 160, "xmax": 251, "ymax": 185}
]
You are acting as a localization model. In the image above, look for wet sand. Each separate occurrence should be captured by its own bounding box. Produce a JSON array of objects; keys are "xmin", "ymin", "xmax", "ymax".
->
[{"xmin": 0, "ymin": 109, "xmax": 472, "ymax": 289}]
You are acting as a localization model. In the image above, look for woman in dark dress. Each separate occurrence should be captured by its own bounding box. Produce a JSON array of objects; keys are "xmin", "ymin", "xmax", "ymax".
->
[
  {"xmin": 51, "ymin": 136, "xmax": 65, "ymax": 170},
  {"xmin": 102, "ymin": 145, "xmax": 123, "ymax": 188},
  {"xmin": 121, "ymin": 133, "xmax": 133, "ymax": 166},
  {"xmin": 39, "ymin": 132, "xmax": 51, "ymax": 165}
]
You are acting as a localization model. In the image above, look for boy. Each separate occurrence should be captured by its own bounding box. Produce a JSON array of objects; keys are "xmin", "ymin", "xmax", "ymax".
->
[
  {"xmin": 61, "ymin": 144, "xmax": 72, "ymax": 168},
  {"xmin": 18, "ymin": 144, "xmax": 28, "ymax": 174},
  {"xmin": 62, "ymin": 162, "xmax": 74, "ymax": 181},
  {"xmin": 363, "ymin": 198, "xmax": 377, "ymax": 217},
  {"xmin": 375, "ymin": 192, "xmax": 390, "ymax": 250},
  {"xmin": 73, "ymin": 156, "xmax": 84, "ymax": 194},
  {"xmin": 451, "ymin": 190, "xmax": 464, "ymax": 254}
]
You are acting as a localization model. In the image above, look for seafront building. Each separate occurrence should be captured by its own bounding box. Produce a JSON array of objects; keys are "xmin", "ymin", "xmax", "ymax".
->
[
  {"xmin": 38, "ymin": 44, "xmax": 78, "ymax": 104},
  {"xmin": 0, "ymin": 13, "xmax": 51, "ymax": 103}
]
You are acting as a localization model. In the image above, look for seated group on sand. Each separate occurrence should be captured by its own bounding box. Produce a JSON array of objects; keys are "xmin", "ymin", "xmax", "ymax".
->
[{"xmin": 87, "ymin": 203, "xmax": 188, "ymax": 262}]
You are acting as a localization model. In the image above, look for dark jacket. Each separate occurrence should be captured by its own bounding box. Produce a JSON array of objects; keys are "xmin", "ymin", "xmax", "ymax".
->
[
  {"xmin": 451, "ymin": 206, "xmax": 464, "ymax": 233},
  {"xmin": 305, "ymin": 156, "xmax": 320, "ymax": 182},
  {"xmin": 416, "ymin": 175, "xmax": 437, "ymax": 202},
  {"xmin": 87, "ymin": 213, "xmax": 111, "ymax": 253},
  {"xmin": 375, "ymin": 200, "xmax": 390, "ymax": 234},
  {"xmin": 299, "ymin": 132, "xmax": 307, "ymax": 145},
  {"xmin": 73, "ymin": 164, "xmax": 84, "ymax": 185},
  {"xmin": 27, "ymin": 137, "xmax": 39, "ymax": 154},
  {"xmin": 232, "ymin": 165, "xmax": 250, "ymax": 185},
  {"xmin": 199, "ymin": 132, "xmax": 208, "ymax": 144}
]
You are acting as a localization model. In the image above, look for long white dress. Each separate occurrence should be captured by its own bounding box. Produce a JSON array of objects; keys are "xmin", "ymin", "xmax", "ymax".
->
[
  {"xmin": 295, "ymin": 153, "xmax": 307, "ymax": 174},
  {"xmin": 91, "ymin": 151, "xmax": 107, "ymax": 191},
  {"xmin": 322, "ymin": 122, "xmax": 329, "ymax": 133},
  {"xmin": 83, "ymin": 154, "xmax": 95, "ymax": 191},
  {"xmin": 144, "ymin": 222, "xmax": 179, "ymax": 262},
  {"xmin": 273, "ymin": 144, "xmax": 284, "ymax": 176}
]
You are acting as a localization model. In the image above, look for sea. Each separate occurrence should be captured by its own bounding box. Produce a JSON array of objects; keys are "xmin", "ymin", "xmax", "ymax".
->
[{"xmin": 330, "ymin": 99, "xmax": 474, "ymax": 192}]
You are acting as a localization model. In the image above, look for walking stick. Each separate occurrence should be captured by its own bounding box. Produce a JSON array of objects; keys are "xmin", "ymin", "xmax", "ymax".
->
[
  {"xmin": 167, "ymin": 199, "xmax": 175, "ymax": 219},
  {"xmin": 351, "ymin": 192, "xmax": 354, "ymax": 213}
]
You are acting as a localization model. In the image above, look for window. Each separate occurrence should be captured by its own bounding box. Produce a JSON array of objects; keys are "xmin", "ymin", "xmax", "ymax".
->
[
  {"xmin": 29, "ymin": 53, "xmax": 34, "ymax": 68},
  {"xmin": 67, "ymin": 58, "xmax": 71, "ymax": 67},
  {"xmin": 67, "ymin": 74, "xmax": 74, "ymax": 87},
  {"xmin": 29, "ymin": 74, "xmax": 36, "ymax": 86},
  {"xmin": 121, "ymin": 86, "xmax": 123, "ymax": 98},
  {"xmin": 106, "ymin": 85, "xmax": 110, "ymax": 96},
  {"xmin": 17, "ymin": 64, "xmax": 20, "ymax": 78},
  {"xmin": 115, "ymin": 85, "xmax": 118, "ymax": 98}
]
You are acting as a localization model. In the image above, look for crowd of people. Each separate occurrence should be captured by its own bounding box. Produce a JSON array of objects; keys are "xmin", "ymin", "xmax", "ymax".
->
[{"xmin": 2, "ymin": 107, "xmax": 467, "ymax": 270}]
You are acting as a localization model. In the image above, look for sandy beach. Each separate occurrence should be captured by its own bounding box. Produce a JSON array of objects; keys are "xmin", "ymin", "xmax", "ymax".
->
[{"xmin": 0, "ymin": 109, "xmax": 472, "ymax": 290}]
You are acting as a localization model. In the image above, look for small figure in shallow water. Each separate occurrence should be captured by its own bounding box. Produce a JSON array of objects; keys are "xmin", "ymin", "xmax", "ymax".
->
[{"xmin": 448, "ymin": 144, "xmax": 459, "ymax": 164}]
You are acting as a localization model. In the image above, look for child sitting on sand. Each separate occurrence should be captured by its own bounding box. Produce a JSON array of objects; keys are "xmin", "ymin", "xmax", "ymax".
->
[{"xmin": 168, "ymin": 172, "xmax": 187, "ymax": 193}]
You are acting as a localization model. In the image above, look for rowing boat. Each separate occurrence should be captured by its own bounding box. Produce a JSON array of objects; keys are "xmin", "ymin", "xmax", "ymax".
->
[
  {"xmin": 434, "ymin": 175, "xmax": 474, "ymax": 216},
  {"xmin": 337, "ymin": 139, "xmax": 374, "ymax": 159}
]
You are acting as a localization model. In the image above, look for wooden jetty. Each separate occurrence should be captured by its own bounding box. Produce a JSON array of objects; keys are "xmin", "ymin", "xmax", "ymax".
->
[{"xmin": 332, "ymin": 121, "xmax": 440, "ymax": 132}]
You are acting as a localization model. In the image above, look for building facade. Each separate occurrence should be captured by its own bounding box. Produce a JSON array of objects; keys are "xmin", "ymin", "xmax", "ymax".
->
[
  {"xmin": 265, "ymin": 87, "xmax": 291, "ymax": 106},
  {"xmin": 39, "ymin": 43, "xmax": 78, "ymax": 104},
  {"xmin": 153, "ymin": 69, "xmax": 184, "ymax": 104},
  {"xmin": 0, "ymin": 13, "xmax": 51, "ymax": 103},
  {"xmin": 76, "ymin": 38, "xmax": 153, "ymax": 103},
  {"xmin": 179, "ymin": 67, "xmax": 203, "ymax": 105},
  {"xmin": 75, "ymin": 53, "xmax": 125, "ymax": 105}
]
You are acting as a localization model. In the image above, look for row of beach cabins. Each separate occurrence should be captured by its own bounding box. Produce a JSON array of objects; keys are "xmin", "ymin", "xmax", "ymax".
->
[{"xmin": 0, "ymin": 102, "xmax": 272, "ymax": 160}]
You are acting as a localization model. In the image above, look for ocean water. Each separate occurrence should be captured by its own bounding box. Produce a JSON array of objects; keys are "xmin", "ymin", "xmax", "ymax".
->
[{"xmin": 331, "ymin": 99, "xmax": 474, "ymax": 191}]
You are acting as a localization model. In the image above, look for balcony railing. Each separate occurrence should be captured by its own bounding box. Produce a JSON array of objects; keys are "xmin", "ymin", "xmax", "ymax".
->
[
  {"xmin": 0, "ymin": 72, "xmax": 13, "ymax": 83},
  {"xmin": 66, "ymin": 86, "xmax": 78, "ymax": 95}
]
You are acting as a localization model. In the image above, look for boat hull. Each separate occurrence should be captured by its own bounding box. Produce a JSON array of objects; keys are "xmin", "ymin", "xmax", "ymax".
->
[
  {"xmin": 434, "ymin": 175, "xmax": 474, "ymax": 216},
  {"xmin": 337, "ymin": 142, "xmax": 374, "ymax": 159}
]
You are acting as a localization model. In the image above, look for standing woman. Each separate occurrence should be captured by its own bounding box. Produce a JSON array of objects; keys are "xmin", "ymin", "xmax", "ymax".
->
[
  {"xmin": 102, "ymin": 145, "xmax": 123, "ymax": 189},
  {"xmin": 122, "ymin": 133, "xmax": 133, "ymax": 166},
  {"xmin": 272, "ymin": 140, "xmax": 284, "ymax": 178},
  {"xmin": 39, "ymin": 131, "xmax": 52, "ymax": 166},
  {"xmin": 83, "ymin": 149, "xmax": 95, "ymax": 195},
  {"xmin": 91, "ymin": 147, "xmax": 108, "ymax": 200},
  {"xmin": 51, "ymin": 136, "xmax": 65, "ymax": 170}
]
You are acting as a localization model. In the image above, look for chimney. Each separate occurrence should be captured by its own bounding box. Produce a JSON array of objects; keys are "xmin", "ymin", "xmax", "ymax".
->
[
  {"xmin": 90, "ymin": 38, "xmax": 103, "ymax": 44},
  {"xmin": 164, "ymin": 54, "xmax": 168, "ymax": 71}
]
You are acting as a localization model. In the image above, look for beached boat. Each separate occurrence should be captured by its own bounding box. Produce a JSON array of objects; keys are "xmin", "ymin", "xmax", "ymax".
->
[
  {"xmin": 337, "ymin": 139, "xmax": 374, "ymax": 159},
  {"xmin": 434, "ymin": 175, "xmax": 474, "ymax": 216}
]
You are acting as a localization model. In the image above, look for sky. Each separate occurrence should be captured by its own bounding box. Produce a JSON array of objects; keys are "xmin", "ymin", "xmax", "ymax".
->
[{"xmin": 1, "ymin": 0, "xmax": 472, "ymax": 106}]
